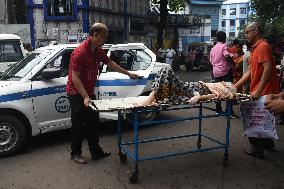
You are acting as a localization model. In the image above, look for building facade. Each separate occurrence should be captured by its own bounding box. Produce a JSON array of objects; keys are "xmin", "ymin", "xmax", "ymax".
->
[
  {"xmin": 221, "ymin": 0, "xmax": 252, "ymax": 39},
  {"xmin": 0, "ymin": 0, "xmax": 149, "ymax": 48},
  {"xmin": 149, "ymin": 0, "xmax": 224, "ymax": 51},
  {"xmin": 189, "ymin": 0, "xmax": 225, "ymax": 37}
]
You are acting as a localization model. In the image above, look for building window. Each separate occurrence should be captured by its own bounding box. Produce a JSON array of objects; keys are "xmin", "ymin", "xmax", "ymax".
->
[
  {"xmin": 222, "ymin": 20, "xmax": 226, "ymax": 27},
  {"xmin": 211, "ymin": 30, "xmax": 217, "ymax": 37},
  {"xmin": 222, "ymin": 9, "xmax": 226, "ymax": 15},
  {"xmin": 229, "ymin": 32, "xmax": 235, "ymax": 37},
  {"xmin": 44, "ymin": 0, "xmax": 78, "ymax": 21},
  {"xmin": 240, "ymin": 8, "xmax": 246, "ymax": 15},
  {"xmin": 230, "ymin": 8, "xmax": 236, "ymax": 15},
  {"xmin": 240, "ymin": 19, "xmax": 246, "ymax": 26},
  {"xmin": 230, "ymin": 20, "xmax": 235, "ymax": 27}
]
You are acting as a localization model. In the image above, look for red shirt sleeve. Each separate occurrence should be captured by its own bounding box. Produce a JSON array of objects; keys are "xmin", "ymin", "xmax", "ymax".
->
[{"xmin": 257, "ymin": 43, "xmax": 273, "ymax": 64}]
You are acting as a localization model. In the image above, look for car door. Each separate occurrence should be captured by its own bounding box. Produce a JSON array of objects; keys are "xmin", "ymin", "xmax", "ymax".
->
[
  {"xmin": 96, "ymin": 47, "xmax": 153, "ymax": 100},
  {"xmin": 31, "ymin": 49, "xmax": 73, "ymax": 131}
]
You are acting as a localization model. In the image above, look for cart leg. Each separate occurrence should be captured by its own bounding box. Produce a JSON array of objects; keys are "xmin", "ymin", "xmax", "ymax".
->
[
  {"xmin": 118, "ymin": 111, "xmax": 127, "ymax": 163},
  {"xmin": 129, "ymin": 111, "xmax": 139, "ymax": 183},
  {"xmin": 197, "ymin": 103, "xmax": 202, "ymax": 149},
  {"xmin": 117, "ymin": 111, "xmax": 123, "ymax": 154},
  {"xmin": 129, "ymin": 163, "xmax": 139, "ymax": 183},
  {"xmin": 223, "ymin": 101, "xmax": 231, "ymax": 167},
  {"xmin": 223, "ymin": 153, "xmax": 228, "ymax": 167}
]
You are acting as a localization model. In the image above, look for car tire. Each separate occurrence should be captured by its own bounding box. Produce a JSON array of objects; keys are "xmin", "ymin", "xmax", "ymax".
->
[{"xmin": 0, "ymin": 115, "xmax": 27, "ymax": 157}]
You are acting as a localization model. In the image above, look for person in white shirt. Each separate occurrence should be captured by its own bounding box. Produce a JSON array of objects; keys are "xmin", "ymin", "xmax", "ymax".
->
[
  {"xmin": 157, "ymin": 45, "xmax": 166, "ymax": 62},
  {"xmin": 166, "ymin": 46, "xmax": 176, "ymax": 67}
]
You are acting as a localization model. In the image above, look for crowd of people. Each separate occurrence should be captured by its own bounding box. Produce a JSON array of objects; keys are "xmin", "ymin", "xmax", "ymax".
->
[
  {"xmin": 66, "ymin": 21, "xmax": 284, "ymax": 164},
  {"xmin": 148, "ymin": 22, "xmax": 284, "ymax": 159}
]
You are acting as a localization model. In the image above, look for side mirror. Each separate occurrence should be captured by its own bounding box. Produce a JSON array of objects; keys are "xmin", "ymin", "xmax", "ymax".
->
[{"xmin": 41, "ymin": 67, "xmax": 62, "ymax": 79}]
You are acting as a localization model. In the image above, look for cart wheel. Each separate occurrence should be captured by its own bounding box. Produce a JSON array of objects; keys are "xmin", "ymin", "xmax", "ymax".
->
[
  {"xmin": 119, "ymin": 153, "xmax": 127, "ymax": 163},
  {"xmin": 223, "ymin": 156, "xmax": 228, "ymax": 167},
  {"xmin": 223, "ymin": 159, "xmax": 228, "ymax": 167},
  {"xmin": 129, "ymin": 173, "xmax": 139, "ymax": 184},
  {"xmin": 197, "ymin": 141, "xmax": 201, "ymax": 149}
]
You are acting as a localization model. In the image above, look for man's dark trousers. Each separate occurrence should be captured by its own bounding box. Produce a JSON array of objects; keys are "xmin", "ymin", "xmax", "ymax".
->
[
  {"xmin": 214, "ymin": 70, "xmax": 233, "ymax": 113},
  {"xmin": 68, "ymin": 94, "xmax": 102, "ymax": 156}
]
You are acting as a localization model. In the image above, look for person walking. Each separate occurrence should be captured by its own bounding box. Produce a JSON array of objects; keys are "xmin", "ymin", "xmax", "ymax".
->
[
  {"xmin": 209, "ymin": 31, "xmax": 235, "ymax": 116},
  {"xmin": 165, "ymin": 45, "xmax": 176, "ymax": 67},
  {"xmin": 242, "ymin": 41, "xmax": 252, "ymax": 94},
  {"xmin": 235, "ymin": 22, "xmax": 280, "ymax": 158},
  {"xmin": 66, "ymin": 23, "xmax": 139, "ymax": 164},
  {"xmin": 232, "ymin": 43, "xmax": 244, "ymax": 89}
]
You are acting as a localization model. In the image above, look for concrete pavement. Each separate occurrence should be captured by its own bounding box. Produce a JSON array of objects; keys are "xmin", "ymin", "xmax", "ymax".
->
[{"xmin": 0, "ymin": 69, "xmax": 283, "ymax": 189}]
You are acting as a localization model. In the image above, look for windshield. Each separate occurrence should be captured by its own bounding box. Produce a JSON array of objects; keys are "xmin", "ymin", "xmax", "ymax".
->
[
  {"xmin": 0, "ymin": 40, "xmax": 23, "ymax": 63},
  {"xmin": 108, "ymin": 49, "xmax": 151, "ymax": 71},
  {"xmin": 0, "ymin": 50, "xmax": 53, "ymax": 81}
]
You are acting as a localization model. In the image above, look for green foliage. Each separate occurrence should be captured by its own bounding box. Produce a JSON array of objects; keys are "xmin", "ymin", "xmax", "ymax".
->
[{"xmin": 250, "ymin": 0, "xmax": 284, "ymax": 37}]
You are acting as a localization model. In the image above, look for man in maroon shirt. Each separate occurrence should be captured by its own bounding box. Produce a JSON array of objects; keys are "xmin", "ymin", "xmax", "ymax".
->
[{"xmin": 67, "ymin": 23, "xmax": 139, "ymax": 164}]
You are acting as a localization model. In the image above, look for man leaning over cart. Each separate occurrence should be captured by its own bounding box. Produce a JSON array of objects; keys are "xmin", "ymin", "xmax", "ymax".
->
[{"xmin": 66, "ymin": 23, "xmax": 139, "ymax": 164}]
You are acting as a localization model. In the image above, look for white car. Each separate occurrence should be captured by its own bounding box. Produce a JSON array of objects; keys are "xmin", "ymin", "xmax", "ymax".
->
[
  {"xmin": 0, "ymin": 43, "xmax": 169, "ymax": 157},
  {"xmin": 0, "ymin": 34, "xmax": 27, "ymax": 73}
]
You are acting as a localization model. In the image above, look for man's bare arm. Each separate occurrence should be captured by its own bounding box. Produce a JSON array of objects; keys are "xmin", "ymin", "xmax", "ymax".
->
[
  {"xmin": 107, "ymin": 61, "xmax": 139, "ymax": 79},
  {"xmin": 72, "ymin": 70, "xmax": 90, "ymax": 106},
  {"xmin": 235, "ymin": 65, "xmax": 251, "ymax": 89}
]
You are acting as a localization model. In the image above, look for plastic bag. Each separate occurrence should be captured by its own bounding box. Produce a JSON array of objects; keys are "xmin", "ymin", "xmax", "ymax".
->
[{"xmin": 240, "ymin": 95, "xmax": 278, "ymax": 139}]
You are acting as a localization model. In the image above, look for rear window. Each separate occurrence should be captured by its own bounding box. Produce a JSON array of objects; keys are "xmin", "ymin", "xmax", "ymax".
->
[{"xmin": 0, "ymin": 40, "xmax": 23, "ymax": 63}]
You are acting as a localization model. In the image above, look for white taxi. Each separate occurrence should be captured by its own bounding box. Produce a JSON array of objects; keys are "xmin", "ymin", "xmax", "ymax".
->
[{"xmin": 0, "ymin": 43, "xmax": 169, "ymax": 157}]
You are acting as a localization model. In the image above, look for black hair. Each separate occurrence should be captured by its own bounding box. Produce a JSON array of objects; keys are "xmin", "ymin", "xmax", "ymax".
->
[
  {"xmin": 232, "ymin": 39, "xmax": 239, "ymax": 45},
  {"xmin": 216, "ymin": 31, "xmax": 226, "ymax": 42}
]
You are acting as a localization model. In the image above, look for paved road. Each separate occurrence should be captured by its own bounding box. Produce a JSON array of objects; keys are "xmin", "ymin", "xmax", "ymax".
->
[{"xmin": 0, "ymin": 68, "xmax": 283, "ymax": 189}]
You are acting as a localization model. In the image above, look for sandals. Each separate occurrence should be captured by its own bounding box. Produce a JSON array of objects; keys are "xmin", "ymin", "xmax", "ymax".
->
[
  {"xmin": 244, "ymin": 146, "xmax": 264, "ymax": 159},
  {"xmin": 71, "ymin": 151, "xmax": 111, "ymax": 163},
  {"xmin": 71, "ymin": 154, "xmax": 88, "ymax": 164},
  {"xmin": 92, "ymin": 151, "xmax": 111, "ymax": 160}
]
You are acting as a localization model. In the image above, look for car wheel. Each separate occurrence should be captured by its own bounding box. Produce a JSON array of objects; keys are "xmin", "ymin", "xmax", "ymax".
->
[{"xmin": 0, "ymin": 115, "xmax": 27, "ymax": 157}]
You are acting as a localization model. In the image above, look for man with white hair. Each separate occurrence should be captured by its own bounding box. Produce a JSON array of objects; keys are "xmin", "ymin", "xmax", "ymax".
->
[{"xmin": 235, "ymin": 22, "xmax": 280, "ymax": 158}]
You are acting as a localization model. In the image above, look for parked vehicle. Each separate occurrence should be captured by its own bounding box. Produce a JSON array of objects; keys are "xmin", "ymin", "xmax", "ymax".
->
[
  {"xmin": 0, "ymin": 34, "xmax": 26, "ymax": 73},
  {"xmin": 185, "ymin": 42, "xmax": 213, "ymax": 71},
  {"xmin": 0, "ymin": 43, "xmax": 169, "ymax": 157}
]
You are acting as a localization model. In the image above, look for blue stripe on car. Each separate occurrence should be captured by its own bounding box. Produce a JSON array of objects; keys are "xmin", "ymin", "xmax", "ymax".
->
[
  {"xmin": 96, "ymin": 78, "xmax": 147, "ymax": 87},
  {"xmin": 0, "ymin": 76, "xmax": 157, "ymax": 103}
]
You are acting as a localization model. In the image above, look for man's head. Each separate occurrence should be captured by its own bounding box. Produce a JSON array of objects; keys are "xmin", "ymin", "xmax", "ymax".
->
[
  {"xmin": 244, "ymin": 22, "xmax": 263, "ymax": 44},
  {"xmin": 236, "ymin": 43, "xmax": 244, "ymax": 54},
  {"xmin": 216, "ymin": 31, "xmax": 227, "ymax": 43},
  {"xmin": 89, "ymin": 23, "xmax": 108, "ymax": 47},
  {"xmin": 232, "ymin": 39, "xmax": 239, "ymax": 45}
]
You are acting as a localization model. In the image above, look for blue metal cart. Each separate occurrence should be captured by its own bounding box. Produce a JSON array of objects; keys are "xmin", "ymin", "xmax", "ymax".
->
[{"xmin": 117, "ymin": 100, "xmax": 233, "ymax": 183}]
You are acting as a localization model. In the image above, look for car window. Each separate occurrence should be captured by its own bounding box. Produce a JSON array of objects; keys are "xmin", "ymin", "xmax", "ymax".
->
[
  {"xmin": 108, "ymin": 49, "xmax": 151, "ymax": 71},
  {"xmin": 43, "ymin": 50, "xmax": 73, "ymax": 78},
  {"xmin": 0, "ymin": 40, "xmax": 23, "ymax": 63},
  {"xmin": 0, "ymin": 50, "xmax": 52, "ymax": 81}
]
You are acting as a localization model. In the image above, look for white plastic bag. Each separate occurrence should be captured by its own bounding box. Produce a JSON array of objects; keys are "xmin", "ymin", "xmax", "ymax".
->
[{"xmin": 240, "ymin": 95, "xmax": 278, "ymax": 139}]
